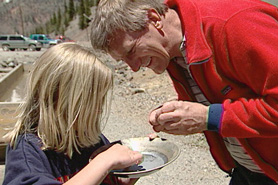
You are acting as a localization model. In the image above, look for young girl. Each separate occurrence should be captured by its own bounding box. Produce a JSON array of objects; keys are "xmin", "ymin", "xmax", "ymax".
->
[{"xmin": 3, "ymin": 43, "xmax": 142, "ymax": 185}]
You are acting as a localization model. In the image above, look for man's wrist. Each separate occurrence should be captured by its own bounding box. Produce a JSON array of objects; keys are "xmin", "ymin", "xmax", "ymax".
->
[{"xmin": 207, "ymin": 104, "xmax": 223, "ymax": 132}]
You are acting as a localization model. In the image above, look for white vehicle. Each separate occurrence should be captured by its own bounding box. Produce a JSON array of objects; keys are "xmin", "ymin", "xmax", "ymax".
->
[{"xmin": 0, "ymin": 35, "xmax": 42, "ymax": 51}]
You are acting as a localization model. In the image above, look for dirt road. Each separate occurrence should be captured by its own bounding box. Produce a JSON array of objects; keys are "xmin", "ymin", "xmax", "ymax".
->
[{"xmin": 0, "ymin": 44, "xmax": 230, "ymax": 185}]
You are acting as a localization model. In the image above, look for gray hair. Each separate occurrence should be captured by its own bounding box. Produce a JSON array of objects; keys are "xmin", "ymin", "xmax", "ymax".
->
[
  {"xmin": 7, "ymin": 43, "xmax": 113, "ymax": 158},
  {"xmin": 90, "ymin": 0, "xmax": 167, "ymax": 52}
]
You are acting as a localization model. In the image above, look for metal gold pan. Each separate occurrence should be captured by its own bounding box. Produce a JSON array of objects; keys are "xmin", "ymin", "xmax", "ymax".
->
[{"xmin": 110, "ymin": 137, "xmax": 180, "ymax": 178}]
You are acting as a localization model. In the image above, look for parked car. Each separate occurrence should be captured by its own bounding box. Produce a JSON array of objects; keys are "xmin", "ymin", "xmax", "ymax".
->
[
  {"xmin": 56, "ymin": 35, "xmax": 75, "ymax": 42},
  {"xmin": 29, "ymin": 34, "xmax": 62, "ymax": 47},
  {"xmin": 0, "ymin": 35, "xmax": 42, "ymax": 51}
]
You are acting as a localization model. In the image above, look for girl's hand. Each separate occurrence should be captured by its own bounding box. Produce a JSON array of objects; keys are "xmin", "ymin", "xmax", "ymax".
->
[
  {"xmin": 64, "ymin": 144, "xmax": 142, "ymax": 185},
  {"xmin": 93, "ymin": 144, "xmax": 142, "ymax": 170}
]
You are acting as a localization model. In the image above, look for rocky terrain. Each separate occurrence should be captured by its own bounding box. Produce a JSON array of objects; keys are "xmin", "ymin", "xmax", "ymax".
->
[
  {"xmin": 0, "ymin": 44, "xmax": 230, "ymax": 184},
  {"xmin": 0, "ymin": 1, "xmax": 277, "ymax": 184}
]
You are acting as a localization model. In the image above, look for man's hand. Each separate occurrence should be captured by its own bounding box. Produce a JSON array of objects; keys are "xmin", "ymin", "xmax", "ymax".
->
[{"xmin": 149, "ymin": 100, "xmax": 209, "ymax": 135}]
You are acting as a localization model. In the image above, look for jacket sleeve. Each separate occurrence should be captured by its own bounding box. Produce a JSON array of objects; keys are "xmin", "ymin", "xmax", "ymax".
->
[
  {"xmin": 3, "ymin": 135, "xmax": 62, "ymax": 185},
  {"xmin": 217, "ymin": 5, "xmax": 278, "ymax": 138}
]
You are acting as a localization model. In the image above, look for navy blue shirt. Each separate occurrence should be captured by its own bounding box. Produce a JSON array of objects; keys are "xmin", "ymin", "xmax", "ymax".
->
[{"xmin": 3, "ymin": 133, "xmax": 118, "ymax": 185}]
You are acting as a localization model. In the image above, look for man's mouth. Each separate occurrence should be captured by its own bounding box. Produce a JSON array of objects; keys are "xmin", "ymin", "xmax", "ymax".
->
[{"xmin": 142, "ymin": 58, "xmax": 151, "ymax": 67}]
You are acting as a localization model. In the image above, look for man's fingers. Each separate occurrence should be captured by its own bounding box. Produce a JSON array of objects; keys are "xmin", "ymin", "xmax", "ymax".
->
[
  {"xmin": 163, "ymin": 122, "xmax": 181, "ymax": 130},
  {"xmin": 160, "ymin": 101, "xmax": 177, "ymax": 113},
  {"xmin": 149, "ymin": 108, "xmax": 162, "ymax": 126},
  {"xmin": 153, "ymin": 124, "xmax": 164, "ymax": 132},
  {"xmin": 157, "ymin": 112, "xmax": 181, "ymax": 125},
  {"xmin": 163, "ymin": 129, "xmax": 184, "ymax": 135}
]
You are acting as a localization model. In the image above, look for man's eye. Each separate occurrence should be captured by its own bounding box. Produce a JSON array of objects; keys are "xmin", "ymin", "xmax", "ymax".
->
[{"xmin": 128, "ymin": 46, "xmax": 135, "ymax": 55}]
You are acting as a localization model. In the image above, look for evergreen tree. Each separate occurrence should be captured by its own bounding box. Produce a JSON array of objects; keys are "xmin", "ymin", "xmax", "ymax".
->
[
  {"xmin": 35, "ymin": 26, "xmax": 44, "ymax": 34},
  {"xmin": 52, "ymin": 13, "xmax": 57, "ymax": 26},
  {"xmin": 89, "ymin": 0, "xmax": 94, "ymax": 7},
  {"xmin": 63, "ymin": 0, "xmax": 69, "ymax": 29},
  {"xmin": 57, "ymin": 8, "xmax": 62, "ymax": 33},
  {"xmin": 84, "ymin": 0, "xmax": 91, "ymax": 27},
  {"xmin": 91, "ymin": 0, "xmax": 96, "ymax": 6},
  {"xmin": 94, "ymin": 0, "xmax": 100, "ymax": 6},
  {"xmin": 61, "ymin": 26, "xmax": 65, "ymax": 35},
  {"xmin": 64, "ymin": 0, "xmax": 68, "ymax": 14},
  {"xmin": 50, "ymin": 14, "xmax": 54, "ymax": 25},
  {"xmin": 68, "ymin": 0, "xmax": 75, "ymax": 21},
  {"xmin": 85, "ymin": 0, "xmax": 91, "ymax": 17},
  {"xmin": 78, "ymin": 0, "xmax": 86, "ymax": 29},
  {"xmin": 45, "ymin": 22, "xmax": 51, "ymax": 34},
  {"xmin": 64, "ymin": 14, "xmax": 69, "ymax": 28}
]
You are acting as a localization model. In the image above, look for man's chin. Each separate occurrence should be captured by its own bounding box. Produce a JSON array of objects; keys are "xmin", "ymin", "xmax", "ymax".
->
[{"xmin": 152, "ymin": 69, "xmax": 165, "ymax": 74}]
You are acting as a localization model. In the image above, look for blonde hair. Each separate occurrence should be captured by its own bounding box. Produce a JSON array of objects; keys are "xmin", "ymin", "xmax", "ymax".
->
[
  {"xmin": 6, "ymin": 43, "xmax": 113, "ymax": 158},
  {"xmin": 90, "ymin": 0, "xmax": 167, "ymax": 52}
]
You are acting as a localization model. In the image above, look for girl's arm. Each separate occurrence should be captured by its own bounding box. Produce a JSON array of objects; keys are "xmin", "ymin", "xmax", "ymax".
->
[{"xmin": 64, "ymin": 144, "xmax": 142, "ymax": 185}]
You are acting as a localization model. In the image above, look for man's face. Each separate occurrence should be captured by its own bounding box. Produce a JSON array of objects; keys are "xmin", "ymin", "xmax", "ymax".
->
[{"xmin": 108, "ymin": 25, "xmax": 171, "ymax": 74}]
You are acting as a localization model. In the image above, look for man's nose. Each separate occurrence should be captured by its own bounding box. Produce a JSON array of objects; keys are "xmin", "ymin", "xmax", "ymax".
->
[{"xmin": 122, "ymin": 57, "xmax": 141, "ymax": 72}]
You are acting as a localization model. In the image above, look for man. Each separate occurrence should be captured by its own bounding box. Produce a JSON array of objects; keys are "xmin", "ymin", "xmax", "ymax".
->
[{"xmin": 90, "ymin": 0, "xmax": 278, "ymax": 184}]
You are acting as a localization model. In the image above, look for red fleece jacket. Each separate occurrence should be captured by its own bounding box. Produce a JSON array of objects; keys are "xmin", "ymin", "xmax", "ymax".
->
[{"xmin": 165, "ymin": 0, "xmax": 278, "ymax": 181}]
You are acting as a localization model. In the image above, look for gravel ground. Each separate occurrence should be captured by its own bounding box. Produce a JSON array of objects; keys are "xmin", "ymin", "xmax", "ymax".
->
[
  {"xmin": 0, "ymin": 1, "xmax": 277, "ymax": 184},
  {"xmin": 0, "ymin": 44, "xmax": 230, "ymax": 185}
]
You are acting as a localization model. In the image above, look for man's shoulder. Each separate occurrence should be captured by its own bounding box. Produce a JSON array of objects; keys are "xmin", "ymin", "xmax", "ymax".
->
[{"xmin": 175, "ymin": 0, "xmax": 274, "ymax": 20}]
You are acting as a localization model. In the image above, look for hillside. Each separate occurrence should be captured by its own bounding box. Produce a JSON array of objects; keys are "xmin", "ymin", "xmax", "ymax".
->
[
  {"xmin": 0, "ymin": 0, "xmax": 277, "ymax": 40},
  {"xmin": 0, "ymin": 0, "xmax": 82, "ymax": 37}
]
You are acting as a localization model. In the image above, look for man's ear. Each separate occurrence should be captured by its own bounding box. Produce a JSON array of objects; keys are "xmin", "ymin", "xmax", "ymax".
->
[{"xmin": 147, "ymin": 8, "xmax": 163, "ymax": 29}]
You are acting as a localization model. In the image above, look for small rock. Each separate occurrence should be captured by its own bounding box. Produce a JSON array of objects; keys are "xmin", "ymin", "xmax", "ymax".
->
[
  {"xmin": 8, "ymin": 62, "xmax": 16, "ymax": 67},
  {"xmin": 132, "ymin": 88, "xmax": 145, "ymax": 94},
  {"xmin": 0, "ymin": 61, "xmax": 8, "ymax": 68}
]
